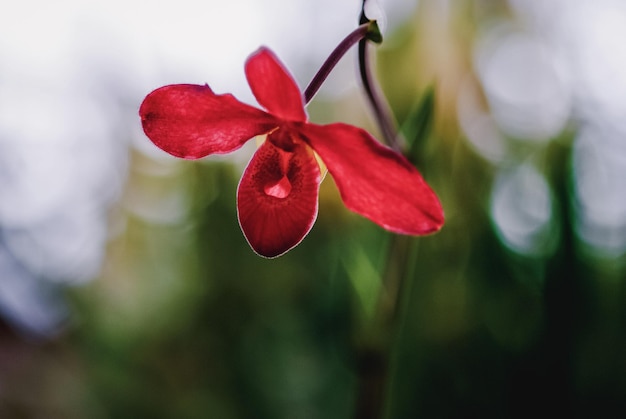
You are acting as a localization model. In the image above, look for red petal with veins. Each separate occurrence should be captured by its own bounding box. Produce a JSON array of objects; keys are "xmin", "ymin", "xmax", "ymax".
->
[
  {"xmin": 140, "ymin": 84, "xmax": 278, "ymax": 159},
  {"xmin": 300, "ymin": 123, "xmax": 444, "ymax": 235},
  {"xmin": 237, "ymin": 137, "xmax": 321, "ymax": 257},
  {"xmin": 245, "ymin": 48, "xmax": 307, "ymax": 122}
]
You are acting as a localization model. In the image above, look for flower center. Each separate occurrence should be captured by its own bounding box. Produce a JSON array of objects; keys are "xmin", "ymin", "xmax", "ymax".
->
[{"xmin": 264, "ymin": 176, "xmax": 292, "ymax": 199}]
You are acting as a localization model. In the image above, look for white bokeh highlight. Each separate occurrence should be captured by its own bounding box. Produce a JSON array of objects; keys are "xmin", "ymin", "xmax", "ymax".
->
[
  {"xmin": 474, "ymin": 26, "xmax": 571, "ymax": 142},
  {"xmin": 490, "ymin": 163, "xmax": 556, "ymax": 256}
]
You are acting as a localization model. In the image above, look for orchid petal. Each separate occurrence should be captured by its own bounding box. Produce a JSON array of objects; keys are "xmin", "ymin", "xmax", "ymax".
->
[
  {"xmin": 245, "ymin": 48, "xmax": 307, "ymax": 122},
  {"xmin": 140, "ymin": 84, "xmax": 279, "ymax": 159},
  {"xmin": 300, "ymin": 123, "xmax": 444, "ymax": 235},
  {"xmin": 237, "ymin": 137, "xmax": 321, "ymax": 257}
]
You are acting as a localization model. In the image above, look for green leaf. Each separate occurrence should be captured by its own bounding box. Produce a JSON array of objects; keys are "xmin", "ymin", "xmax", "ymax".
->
[{"xmin": 402, "ymin": 85, "xmax": 436, "ymax": 165}]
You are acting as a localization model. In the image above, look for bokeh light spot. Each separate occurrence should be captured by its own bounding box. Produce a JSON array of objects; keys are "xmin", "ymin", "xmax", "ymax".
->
[{"xmin": 491, "ymin": 163, "xmax": 557, "ymax": 256}]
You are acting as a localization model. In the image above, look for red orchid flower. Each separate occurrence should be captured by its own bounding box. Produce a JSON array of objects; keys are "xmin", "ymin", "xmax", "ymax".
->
[{"xmin": 140, "ymin": 47, "xmax": 443, "ymax": 257}]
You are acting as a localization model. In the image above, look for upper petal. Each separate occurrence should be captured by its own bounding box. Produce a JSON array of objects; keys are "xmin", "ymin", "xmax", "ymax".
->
[
  {"xmin": 140, "ymin": 84, "xmax": 279, "ymax": 159},
  {"xmin": 237, "ymin": 137, "xmax": 321, "ymax": 257},
  {"xmin": 299, "ymin": 123, "xmax": 444, "ymax": 235},
  {"xmin": 245, "ymin": 48, "xmax": 307, "ymax": 122}
]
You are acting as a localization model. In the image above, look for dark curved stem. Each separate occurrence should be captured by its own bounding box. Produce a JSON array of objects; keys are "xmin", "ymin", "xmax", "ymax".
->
[
  {"xmin": 357, "ymin": 1, "xmax": 402, "ymax": 152},
  {"xmin": 304, "ymin": 23, "xmax": 372, "ymax": 104},
  {"xmin": 357, "ymin": 37, "xmax": 402, "ymax": 152},
  {"xmin": 352, "ymin": 6, "xmax": 404, "ymax": 418}
]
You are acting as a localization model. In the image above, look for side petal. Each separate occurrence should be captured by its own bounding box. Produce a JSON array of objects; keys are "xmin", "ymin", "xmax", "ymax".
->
[
  {"xmin": 299, "ymin": 123, "xmax": 444, "ymax": 235},
  {"xmin": 140, "ymin": 84, "xmax": 279, "ymax": 159},
  {"xmin": 237, "ymin": 137, "xmax": 321, "ymax": 257},
  {"xmin": 245, "ymin": 48, "xmax": 307, "ymax": 122}
]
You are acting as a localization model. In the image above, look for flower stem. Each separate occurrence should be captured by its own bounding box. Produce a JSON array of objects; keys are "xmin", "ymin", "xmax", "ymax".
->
[
  {"xmin": 304, "ymin": 22, "xmax": 376, "ymax": 104},
  {"xmin": 350, "ymin": 7, "xmax": 412, "ymax": 419},
  {"xmin": 357, "ymin": 18, "xmax": 402, "ymax": 152}
]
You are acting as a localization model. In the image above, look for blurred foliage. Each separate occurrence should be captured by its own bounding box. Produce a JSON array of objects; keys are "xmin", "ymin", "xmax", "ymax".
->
[
  {"xmin": 1, "ymin": 1, "xmax": 625, "ymax": 418},
  {"xmin": 68, "ymin": 159, "xmax": 367, "ymax": 419}
]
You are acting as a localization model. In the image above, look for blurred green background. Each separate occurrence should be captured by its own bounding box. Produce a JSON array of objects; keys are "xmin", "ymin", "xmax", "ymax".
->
[{"xmin": 1, "ymin": 0, "xmax": 625, "ymax": 418}]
